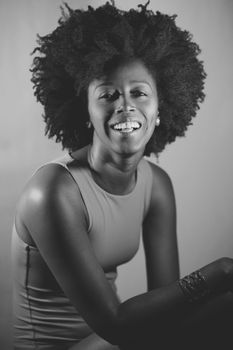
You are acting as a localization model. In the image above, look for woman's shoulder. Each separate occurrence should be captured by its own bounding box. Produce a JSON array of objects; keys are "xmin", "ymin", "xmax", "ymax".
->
[
  {"xmin": 15, "ymin": 150, "xmax": 90, "ymax": 243},
  {"xmin": 143, "ymin": 157, "xmax": 172, "ymax": 185},
  {"xmin": 143, "ymin": 158, "xmax": 175, "ymax": 205},
  {"xmin": 27, "ymin": 161, "xmax": 72, "ymax": 193},
  {"xmin": 21, "ymin": 146, "xmax": 89, "ymax": 201},
  {"xmin": 16, "ymin": 164, "xmax": 67, "ymax": 217},
  {"xmin": 16, "ymin": 154, "xmax": 87, "ymax": 219}
]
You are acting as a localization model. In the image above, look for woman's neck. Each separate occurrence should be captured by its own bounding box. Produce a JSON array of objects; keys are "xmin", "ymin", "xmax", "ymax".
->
[{"xmin": 88, "ymin": 144, "xmax": 144, "ymax": 195}]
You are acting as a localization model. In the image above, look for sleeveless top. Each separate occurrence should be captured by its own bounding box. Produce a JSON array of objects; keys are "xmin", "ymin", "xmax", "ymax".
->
[{"xmin": 12, "ymin": 154, "xmax": 153, "ymax": 349}]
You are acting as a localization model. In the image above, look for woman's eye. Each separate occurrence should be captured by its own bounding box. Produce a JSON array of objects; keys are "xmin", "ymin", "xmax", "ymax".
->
[
  {"xmin": 100, "ymin": 93, "xmax": 113, "ymax": 100},
  {"xmin": 131, "ymin": 90, "xmax": 147, "ymax": 97},
  {"xmin": 99, "ymin": 91, "xmax": 118, "ymax": 101}
]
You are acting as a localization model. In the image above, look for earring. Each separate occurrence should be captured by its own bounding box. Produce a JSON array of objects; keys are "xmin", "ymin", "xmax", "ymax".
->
[
  {"xmin": 155, "ymin": 117, "xmax": 160, "ymax": 127},
  {"xmin": 86, "ymin": 121, "xmax": 92, "ymax": 129}
]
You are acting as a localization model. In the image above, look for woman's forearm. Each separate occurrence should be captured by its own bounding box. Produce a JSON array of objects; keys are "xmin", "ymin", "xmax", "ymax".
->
[{"xmin": 114, "ymin": 258, "xmax": 233, "ymax": 344}]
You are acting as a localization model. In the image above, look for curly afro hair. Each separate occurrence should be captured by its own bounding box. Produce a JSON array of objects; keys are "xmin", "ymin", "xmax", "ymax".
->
[{"xmin": 31, "ymin": 0, "xmax": 206, "ymax": 156}]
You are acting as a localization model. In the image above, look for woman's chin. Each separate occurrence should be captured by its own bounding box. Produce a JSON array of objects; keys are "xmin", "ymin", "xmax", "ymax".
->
[{"xmin": 112, "ymin": 143, "xmax": 146, "ymax": 157}]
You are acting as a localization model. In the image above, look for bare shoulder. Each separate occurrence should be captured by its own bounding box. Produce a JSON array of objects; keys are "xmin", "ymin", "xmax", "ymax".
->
[
  {"xmin": 19, "ymin": 163, "xmax": 74, "ymax": 202},
  {"xmin": 18, "ymin": 145, "xmax": 89, "ymax": 209},
  {"xmin": 16, "ymin": 163, "xmax": 84, "ymax": 224},
  {"xmin": 145, "ymin": 159, "xmax": 175, "ymax": 207},
  {"xmin": 146, "ymin": 159, "xmax": 174, "ymax": 194}
]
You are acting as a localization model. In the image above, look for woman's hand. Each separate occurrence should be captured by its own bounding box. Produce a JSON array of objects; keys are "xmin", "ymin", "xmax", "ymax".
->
[
  {"xmin": 218, "ymin": 257, "xmax": 233, "ymax": 292},
  {"xmin": 200, "ymin": 257, "xmax": 233, "ymax": 295}
]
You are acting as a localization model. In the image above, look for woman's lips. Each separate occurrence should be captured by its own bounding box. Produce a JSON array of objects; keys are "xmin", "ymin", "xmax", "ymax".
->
[{"xmin": 110, "ymin": 121, "xmax": 142, "ymax": 133}]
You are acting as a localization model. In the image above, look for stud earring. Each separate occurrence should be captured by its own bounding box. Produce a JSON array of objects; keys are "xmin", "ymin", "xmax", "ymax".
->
[
  {"xmin": 86, "ymin": 121, "xmax": 92, "ymax": 129},
  {"xmin": 155, "ymin": 117, "xmax": 160, "ymax": 127}
]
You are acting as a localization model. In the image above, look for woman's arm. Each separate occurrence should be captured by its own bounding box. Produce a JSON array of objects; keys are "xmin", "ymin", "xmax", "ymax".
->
[
  {"xmin": 18, "ymin": 164, "xmax": 233, "ymax": 346},
  {"xmin": 18, "ymin": 164, "xmax": 121, "ymax": 342},
  {"xmin": 142, "ymin": 162, "xmax": 179, "ymax": 290}
]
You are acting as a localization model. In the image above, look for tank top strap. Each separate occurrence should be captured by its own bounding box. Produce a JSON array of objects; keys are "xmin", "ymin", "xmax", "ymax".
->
[
  {"xmin": 137, "ymin": 158, "xmax": 153, "ymax": 218},
  {"xmin": 47, "ymin": 154, "xmax": 93, "ymax": 232},
  {"xmin": 49, "ymin": 153, "xmax": 74, "ymax": 170}
]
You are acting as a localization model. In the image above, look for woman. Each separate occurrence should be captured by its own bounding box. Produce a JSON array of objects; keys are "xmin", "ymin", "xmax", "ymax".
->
[{"xmin": 12, "ymin": 2, "xmax": 233, "ymax": 349}]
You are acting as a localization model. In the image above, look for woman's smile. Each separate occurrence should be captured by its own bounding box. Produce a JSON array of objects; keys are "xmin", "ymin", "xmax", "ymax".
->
[{"xmin": 110, "ymin": 119, "xmax": 141, "ymax": 133}]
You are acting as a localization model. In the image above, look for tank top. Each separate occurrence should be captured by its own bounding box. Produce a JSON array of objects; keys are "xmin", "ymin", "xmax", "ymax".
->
[{"xmin": 12, "ymin": 154, "xmax": 153, "ymax": 349}]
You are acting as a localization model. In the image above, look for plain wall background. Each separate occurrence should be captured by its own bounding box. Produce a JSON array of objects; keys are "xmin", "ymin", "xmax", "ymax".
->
[{"xmin": 1, "ymin": 0, "xmax": 233, "ymax": 348}]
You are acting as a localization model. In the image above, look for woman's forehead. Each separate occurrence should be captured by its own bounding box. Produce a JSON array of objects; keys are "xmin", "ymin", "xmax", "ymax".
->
[{"xmin": 92, "ymin": 59, "xmax": 156, "ymax": 89}]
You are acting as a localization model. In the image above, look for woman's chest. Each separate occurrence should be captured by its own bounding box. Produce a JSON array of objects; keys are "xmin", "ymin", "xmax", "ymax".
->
[{"xmin": 87, "ymin": 195, "xmax": 144, "ymax": 268}]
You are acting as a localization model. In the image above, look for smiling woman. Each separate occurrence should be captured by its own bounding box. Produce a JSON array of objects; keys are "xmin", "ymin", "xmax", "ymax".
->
[
  {"xmin": 87, "ymin": 59, "xmax": 159, "ymax": 157},
  {"xmin": 12, "ymin": 1, "xmax": 233, "ymax": 350}
]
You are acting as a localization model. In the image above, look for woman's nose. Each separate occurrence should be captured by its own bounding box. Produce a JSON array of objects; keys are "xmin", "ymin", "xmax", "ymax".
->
[
  {"xmin": 115, "ymin": 95, "xmax": 135, "ymax": 114},
  {"xmin": 115, "ymin": 105, "xmax": 135, "ymax": 113}
]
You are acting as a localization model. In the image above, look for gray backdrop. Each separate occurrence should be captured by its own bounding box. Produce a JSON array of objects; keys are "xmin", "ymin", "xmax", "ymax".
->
[{"xmin": 1, "ymin": 0, "xmax": 233, "ymax": 348}]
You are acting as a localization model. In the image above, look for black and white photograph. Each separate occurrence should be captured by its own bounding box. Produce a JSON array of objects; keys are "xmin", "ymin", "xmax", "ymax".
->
[{"xmin": 0, "ymin": 0, "xmax": 233, "ymax": 349}]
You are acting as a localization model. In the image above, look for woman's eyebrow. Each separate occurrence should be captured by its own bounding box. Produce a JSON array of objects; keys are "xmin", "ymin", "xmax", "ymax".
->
[
  {"xmin": 94, "ymin": 82, "xmax": 113, "ymax": 91},
  {"xmin": 129, "ymin": 80, "xmax": 152, "ymax": 88},
  {"xmin": 94, "ymin": 81, "xmax": 152, "ymax": 90}
]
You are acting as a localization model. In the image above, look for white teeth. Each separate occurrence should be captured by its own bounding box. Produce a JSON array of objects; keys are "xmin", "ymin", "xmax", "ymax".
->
[{"xmin": 113, "ymin": 121, "xmax": 141, "ymax": 131}]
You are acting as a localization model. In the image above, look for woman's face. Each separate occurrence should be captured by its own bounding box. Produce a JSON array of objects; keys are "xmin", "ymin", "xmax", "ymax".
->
[{"xmin": 87, "ymin": 59, "xmax": 159, "ymax": 156}]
